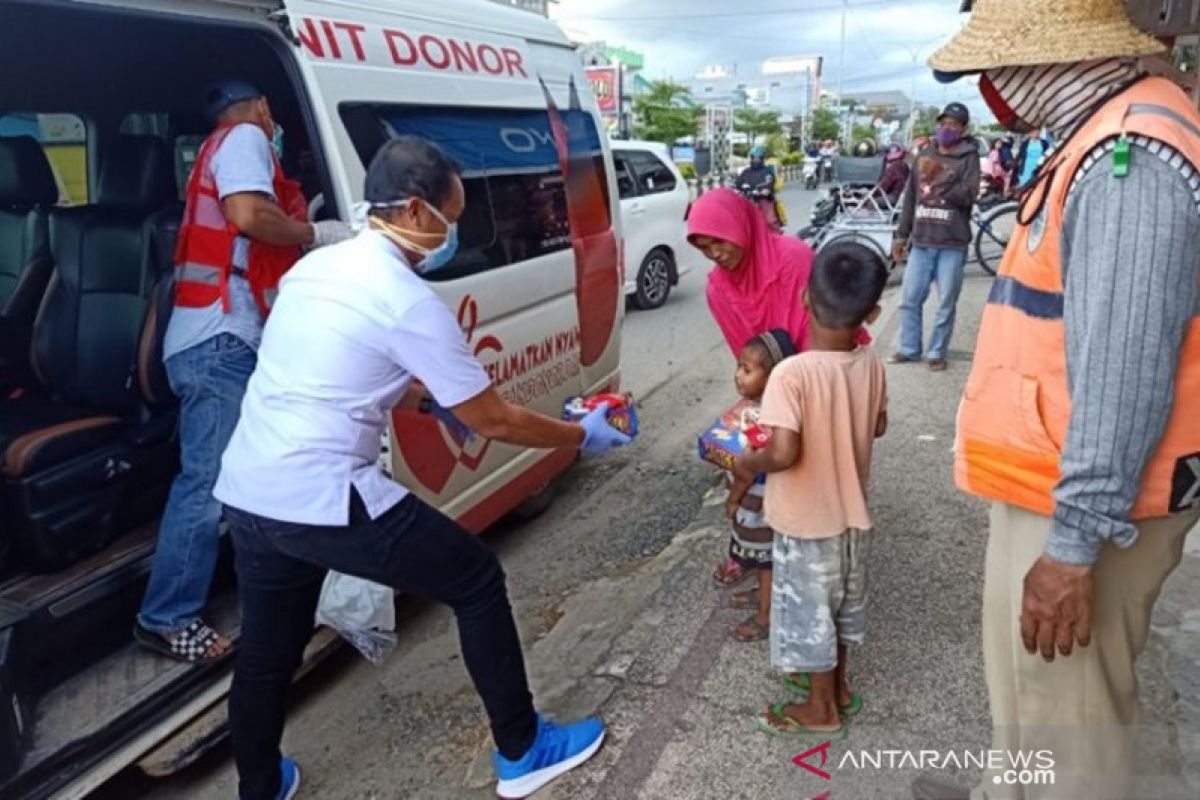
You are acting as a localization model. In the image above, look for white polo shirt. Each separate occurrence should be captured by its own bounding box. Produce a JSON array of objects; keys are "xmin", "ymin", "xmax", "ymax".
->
[{"xmin": 213, "ymin": 229, "xmax": 491, "ymax": 525}]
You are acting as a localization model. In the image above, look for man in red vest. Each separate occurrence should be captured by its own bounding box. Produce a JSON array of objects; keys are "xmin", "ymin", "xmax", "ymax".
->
[
  {"xmin": 135, "ymin": 80, "xmax": 350, "ymax": 662},
  {"xmin": 913, "ymin": 2, "xmax": 1200, "ymax": 799}
]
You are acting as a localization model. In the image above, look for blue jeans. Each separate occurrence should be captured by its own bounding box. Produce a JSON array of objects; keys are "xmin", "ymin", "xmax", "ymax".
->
[
  {"xmin": 138, "ymin": 334, "xmax": 256, "ymax": 634},
  {"xmin": 897, "ymin": 246, "xmax": 967, "ymax": 361}
]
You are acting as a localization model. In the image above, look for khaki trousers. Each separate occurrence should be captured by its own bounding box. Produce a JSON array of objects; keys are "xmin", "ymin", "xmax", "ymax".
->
[{"xmin": 974, "ymin": 502, "xmax": 1198, "ymax": 800}]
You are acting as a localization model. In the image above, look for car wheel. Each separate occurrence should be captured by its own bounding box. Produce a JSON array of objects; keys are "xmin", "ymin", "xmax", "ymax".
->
[
  {"xmin": 632, "ymin": 248, "xmax": 673, "ymax": 310},
  {"xmin": 511, "ymin": 480, "xmax": 557, "ymax": 522}
]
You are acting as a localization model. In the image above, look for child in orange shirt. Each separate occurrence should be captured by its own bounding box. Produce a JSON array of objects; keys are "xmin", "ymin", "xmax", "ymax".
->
[{"xmin": 734, "ymin": 242, "xmax": 889, "ymax": 740}]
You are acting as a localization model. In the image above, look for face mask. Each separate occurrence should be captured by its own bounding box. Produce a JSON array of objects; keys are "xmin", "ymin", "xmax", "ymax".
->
[
  {"xmin": 369, "ymin": 200, "xmax": 459, "ymax": 273},
  {"xmin": 271, "ymin": 123, "xmax": 285, "ymax": 160},
  {"xmin": 934, "ymin": 125, "xmax": 963, "ymax": 148},
  {"xmin": 980, "ymin": 73, "xmax": 1037, "ymax": 134}
]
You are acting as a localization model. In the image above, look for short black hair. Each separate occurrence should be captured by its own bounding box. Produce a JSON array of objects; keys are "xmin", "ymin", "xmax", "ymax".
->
[
  {"xmin": 808, "ymin": 242, "xmax": 888, "ymax": 329},
  {"xmin": 365, "ymin": 136, "xmax": 463, "ymax": 210},
  {"xmin": 742, "ymin": 328, "xmax": 798, "ymax": 369}
]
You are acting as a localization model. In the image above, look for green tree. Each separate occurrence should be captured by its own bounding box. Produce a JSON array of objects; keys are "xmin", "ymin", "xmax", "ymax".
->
[
  {"xmin": 912, "ymin": 104, "xmax": 942, "ymax": 137},
  {"xmin": 733, "ymin": 108, "xmax": 784, "ymax": 145},
  {"xmin": 810, "ymin": 106, "xmax": 840, "ymax": 141},
  {"xmin": 851, "ymin": 123, "xmax": 876, "ymax": 145},
  {"xmin": 633, "ymin": 80, "xmax": 702, "ymax": 147}
]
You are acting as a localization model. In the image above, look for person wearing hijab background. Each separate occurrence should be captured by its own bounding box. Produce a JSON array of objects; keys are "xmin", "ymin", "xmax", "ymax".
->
[
  {"xmin": 914, "ymin": 1, "xmax": 1200, "ymax": 798},
  {"xmin": 686, "ymin": 188, "xmax": 815, "ymax": 632}
]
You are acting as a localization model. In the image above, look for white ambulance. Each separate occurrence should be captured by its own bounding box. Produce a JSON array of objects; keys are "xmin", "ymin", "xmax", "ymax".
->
[{"xmin": 0, "ymin": 0, "xmax": 621, "ymax": 795}]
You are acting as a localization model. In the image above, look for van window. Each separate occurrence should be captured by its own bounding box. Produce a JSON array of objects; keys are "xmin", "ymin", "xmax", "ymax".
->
[
  {"xmin": 339, "ymin": 104, "xmax": 613, "ymax": 281},
  {"xmin": 625, "ymin": 150, "xmax": 676, "ymax": 195},
  {"xmin": 0, "ymin": 112, "xmax": 89, "ymax": 205},
  {"xmin": 612, "ymin": 153, "xmax": 638, "ymax": 200}
]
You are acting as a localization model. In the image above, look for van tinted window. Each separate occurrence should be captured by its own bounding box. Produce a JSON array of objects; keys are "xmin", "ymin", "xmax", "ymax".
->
[
  {"xmin": 625, "ymin": 150, "xmax": 676, "ymax": 195},
  {"xmin": 0, "ymin": 112, "xmax": 88, "ymax": 205},
  {"xmin": 339, "ymin": 104, "xmax": 612, "ymax": 282}
]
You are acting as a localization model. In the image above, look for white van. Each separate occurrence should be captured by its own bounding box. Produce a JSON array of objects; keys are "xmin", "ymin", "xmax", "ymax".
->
[{"xmin": 0, "ymin": 1, "xmax": 621, "ymax": 795}]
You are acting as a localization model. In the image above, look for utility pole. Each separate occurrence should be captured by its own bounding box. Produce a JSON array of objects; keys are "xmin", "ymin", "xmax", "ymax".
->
[{"xmin": 838, "ymin": 0, "xmax": 848, "ymax": 146}]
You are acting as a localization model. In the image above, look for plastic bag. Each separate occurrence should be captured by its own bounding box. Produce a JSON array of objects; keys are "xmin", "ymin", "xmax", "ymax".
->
[{"xmin": 314, "ymin": 571, "xmax": 397, "ymax": 665}]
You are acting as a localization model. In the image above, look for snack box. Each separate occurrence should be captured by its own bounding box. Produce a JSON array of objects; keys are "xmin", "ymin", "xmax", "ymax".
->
[
  {"xmin": 563, "ymin": 392, "xmax": 640, "ymax": 438},
  {"xmin": 698, "ymin": 399, "xmax": 771, "ymax": 471}
]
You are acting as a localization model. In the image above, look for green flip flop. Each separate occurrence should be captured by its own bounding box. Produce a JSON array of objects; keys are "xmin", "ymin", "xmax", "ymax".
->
[
  {"xmin": 755, "ymin": 702, "xmax": 846, "ymax": 740},
  {"xmin": 779, "ymin": 674, "xmax": 864, "ymax": 719}
]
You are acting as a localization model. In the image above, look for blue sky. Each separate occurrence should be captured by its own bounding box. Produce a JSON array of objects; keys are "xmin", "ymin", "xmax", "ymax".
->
[{"xmin": 551, "ymin": 0, "xmax": 989, "ymax": 117}]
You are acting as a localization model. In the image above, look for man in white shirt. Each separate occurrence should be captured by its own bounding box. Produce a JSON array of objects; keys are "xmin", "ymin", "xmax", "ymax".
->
[
  {"xmin": 214, "ymin": 136, "xmax": 629, "ymax": 800},
  {"xmin": 136, "ymin": 80, "xmax": 350, "ymax": 664}
]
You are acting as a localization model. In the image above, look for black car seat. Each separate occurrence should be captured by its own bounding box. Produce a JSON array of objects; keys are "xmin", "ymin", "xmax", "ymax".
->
[
  {"xmin": 0, "ymin": 137, "xmax": 58, "ymax": 386},
  {"xmin": 0, "ymin": 135, "xmax": 179, "ymax": 572}
]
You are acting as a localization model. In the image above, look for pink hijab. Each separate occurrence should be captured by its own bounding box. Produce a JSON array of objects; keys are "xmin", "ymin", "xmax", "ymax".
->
[{"xmin": 688, "ymin": 189, "xmax": 814, "ymax": 355}]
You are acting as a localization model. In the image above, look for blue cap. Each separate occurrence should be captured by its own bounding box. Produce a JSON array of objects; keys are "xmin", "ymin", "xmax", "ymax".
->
[
  {"xmin": 204, "ymin": 79, "xmax": 263, "ymax": 121},
  {"xmin": 750, "ymin": 145, "xmax": 767, "ymax": 158}
]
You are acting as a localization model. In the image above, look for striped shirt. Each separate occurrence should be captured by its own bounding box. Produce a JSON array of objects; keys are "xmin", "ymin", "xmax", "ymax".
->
[{"xmin": 1047, "ymin": 139, "xmax": 1200, "ymax": 565}]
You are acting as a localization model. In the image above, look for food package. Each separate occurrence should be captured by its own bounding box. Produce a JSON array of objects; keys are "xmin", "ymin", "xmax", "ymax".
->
[
  {"xmin": 698, "ymin": 399, "xmax": 771, "ymax": 471},
  {"xmin": 563, "ymin": 392, "xmax": 639, "ymax": 438}
]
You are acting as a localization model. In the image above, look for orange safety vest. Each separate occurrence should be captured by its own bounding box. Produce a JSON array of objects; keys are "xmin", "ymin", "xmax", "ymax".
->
[
  {"xmin": 173, "ymin": 123, "xmax": 308, "ymax": 315},
  {"xmin": 956, "ymin": 77, "xmax": 1200, "ymax": 520}
]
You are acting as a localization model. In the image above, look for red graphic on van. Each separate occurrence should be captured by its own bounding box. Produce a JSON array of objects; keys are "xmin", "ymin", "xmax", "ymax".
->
[
  {"xmin": 541, "ymin": 77, "xmax": 620, "ymax": 368},
  {"xmin": 393, "ymin": 295, "xmax": 503, "ymax": 494}
]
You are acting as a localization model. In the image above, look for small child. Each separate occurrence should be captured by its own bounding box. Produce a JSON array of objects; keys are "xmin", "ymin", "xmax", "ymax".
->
[
  {"xmin": 735, "ymin": 241, "xmax": 889, "ymax": 739},
  {"xmin": 725, "ymin": 329, "xmax": 798, "ymax": 643}
]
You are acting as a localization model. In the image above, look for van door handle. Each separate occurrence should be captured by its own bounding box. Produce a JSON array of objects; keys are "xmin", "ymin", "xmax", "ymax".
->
[{"xmin": 627, "ymin": 202, "xmax": 646, "ymax": 216}]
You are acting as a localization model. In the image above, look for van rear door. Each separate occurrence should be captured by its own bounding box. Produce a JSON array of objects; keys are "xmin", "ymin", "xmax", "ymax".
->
[{"xmin": 278, "ymin": 1, "xmax": 611, "ymax": 523}]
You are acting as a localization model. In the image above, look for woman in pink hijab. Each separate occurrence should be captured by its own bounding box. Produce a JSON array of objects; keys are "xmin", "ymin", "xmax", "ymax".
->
[
  {"xmin": 688, "ymin": 189, "xmax": 815, "ymax": 355},
  {"xmin": 687, "ymin": 188, "xmax": 815, "ymax": 632}
]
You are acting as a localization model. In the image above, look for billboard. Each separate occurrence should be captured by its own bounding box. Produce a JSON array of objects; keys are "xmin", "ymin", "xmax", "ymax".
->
[{"xmin": 586, "ymin": 66, "xmax": 621, "ymax": 119}]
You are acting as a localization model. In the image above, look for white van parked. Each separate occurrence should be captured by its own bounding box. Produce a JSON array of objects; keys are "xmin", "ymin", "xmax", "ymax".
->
[
  {"xmin": 611, "ymin": 140, "xmax": 694, "ymax": 310},
  {"xmin": 0, "ymin": 1, "xmax": 621, "ymax": 795}
]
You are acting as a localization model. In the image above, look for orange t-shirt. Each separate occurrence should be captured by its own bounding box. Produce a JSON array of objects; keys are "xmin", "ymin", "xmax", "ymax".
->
[{"xmin": 759, "ymin": 348, "xmax": 887, "ymax": 538}]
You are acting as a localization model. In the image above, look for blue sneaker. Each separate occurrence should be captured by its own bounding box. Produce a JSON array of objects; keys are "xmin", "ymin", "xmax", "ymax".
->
[
  {"xmin": 242, "ymin": 757, "xmax": 301, "ymax": 800},
  {"xmin": 493, "ymin": 715, "xmax": 606, "ymax": 799}
]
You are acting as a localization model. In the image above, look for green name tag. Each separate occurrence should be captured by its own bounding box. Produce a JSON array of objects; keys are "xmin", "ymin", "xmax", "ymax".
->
[{"xmin": 1113, "ymin": 135, "xmax": 1131, "ymax": 179}]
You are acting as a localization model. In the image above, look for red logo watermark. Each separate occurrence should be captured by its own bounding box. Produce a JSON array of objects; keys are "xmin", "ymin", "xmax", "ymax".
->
[{"xmin": 792, "ymin": 740, "xmax": 834, "ymax": 781}]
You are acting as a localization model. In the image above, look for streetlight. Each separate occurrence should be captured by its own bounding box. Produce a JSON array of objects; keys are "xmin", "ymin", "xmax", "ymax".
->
[{"xmin": 889, "ymin": 39, "xmax": 942, "ymax": 143}]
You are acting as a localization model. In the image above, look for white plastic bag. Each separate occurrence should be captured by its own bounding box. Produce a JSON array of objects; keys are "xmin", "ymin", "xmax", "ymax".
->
[{"xmin": 314, "ymin": 571, "xmax": 397, "ymax": 665}]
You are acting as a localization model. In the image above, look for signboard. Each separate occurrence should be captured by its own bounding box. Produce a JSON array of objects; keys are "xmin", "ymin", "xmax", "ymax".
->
[
  {"xmin": 672, "ymin": 145, "xmax": 696, "ymax": 164},
  {"xmin": 586, "ymin": 66, "xmax": 621, "ymax": 119}
]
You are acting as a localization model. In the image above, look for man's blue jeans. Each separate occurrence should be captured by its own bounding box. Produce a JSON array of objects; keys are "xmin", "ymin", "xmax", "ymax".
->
[
  {"xmin": 897, "ymin": 246, "xmax": 967, "ymax": 361},
  {"xmin": 138, "ymin": 334, "xmax": 256, "ymax": 634}
]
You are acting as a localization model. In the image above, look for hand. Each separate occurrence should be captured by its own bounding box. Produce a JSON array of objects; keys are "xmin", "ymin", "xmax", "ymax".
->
[
  {"xmin": 724, "ymin": 496, "xmax": 740, "ymax": 520},
  {"xmin": 429, "ymin": 400, "xmax": 473, "ymax": 443},
  {"xmin": 579, "ymin": 403, "xmax": 632, "ymax": 456},
  {"xmin": 1019, "ymin": 555, "xmax": 1094, "ymax": 662},
  {"xmin": 311, "ymin": 220, "xmax": 355, "ymax": 249},
  {"xmin": 891, "ymin": 240, "xmax": 907, "ymax": 262}
]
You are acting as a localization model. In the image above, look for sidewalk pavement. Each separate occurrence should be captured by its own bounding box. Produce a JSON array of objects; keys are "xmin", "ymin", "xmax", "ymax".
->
[{"xmin": 512, "ymin": 269, "xmax": 1200, "ymax": 800}]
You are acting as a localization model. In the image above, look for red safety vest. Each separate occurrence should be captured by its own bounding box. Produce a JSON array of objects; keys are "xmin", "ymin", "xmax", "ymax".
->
[{"xmin": 173, "ymin": 123, "xmax": 308, "ymax": 315}]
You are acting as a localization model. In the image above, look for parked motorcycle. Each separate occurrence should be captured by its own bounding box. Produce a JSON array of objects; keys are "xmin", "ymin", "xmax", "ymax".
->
[
  {"xmin": 737, "ymin": 178, "xmax": 783, "ymax": 233},
  {"xmin": 802, "ymin": 158, "xmax": 819, "ymax": 190}
]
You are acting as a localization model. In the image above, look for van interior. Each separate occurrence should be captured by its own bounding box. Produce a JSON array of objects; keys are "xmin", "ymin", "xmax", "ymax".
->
[{"xmin": 0, "ymin": 2, "xmax": 335, "ymax": 795}]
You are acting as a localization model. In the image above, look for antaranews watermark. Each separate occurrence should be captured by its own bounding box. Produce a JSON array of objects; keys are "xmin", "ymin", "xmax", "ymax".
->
[{"xmin": 794, "ymin": 742, "xmax": 1055, "ymax": 788}]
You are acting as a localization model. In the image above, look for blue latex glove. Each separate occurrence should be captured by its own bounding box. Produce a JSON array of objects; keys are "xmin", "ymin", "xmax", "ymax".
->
[
  {"xmin": 579, "ymin": 402, "xmax": 633, "ymax": 456},
  {"xmin": 429, "ymin": 400, "xmax": 473, "ymax": 442}
]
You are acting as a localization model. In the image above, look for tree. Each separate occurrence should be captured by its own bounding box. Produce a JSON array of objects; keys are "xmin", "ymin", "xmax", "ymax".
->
[
  {"xmin": 851, "ymin": 123, "xmax": 876, "ymax": 145},
  {"xmin": 810, "ymin": 106, "xmax": 840, "ymax": 141},
  {"xmin": 732, "ymin": 108, "xmax": 784, "ymax": 146},
  {"xmin": 911, "ymin": 104, "xmax": 942, "ymax": 137},
  {"xmin": 633, "ymin": 80, "xmax": 701, "ymax": 147}
]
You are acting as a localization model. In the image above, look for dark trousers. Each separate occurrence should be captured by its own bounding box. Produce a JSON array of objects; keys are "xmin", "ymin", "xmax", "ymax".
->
[{"xmin": 226, "ymin": 492, "xmax": 538, "ymax": 800}]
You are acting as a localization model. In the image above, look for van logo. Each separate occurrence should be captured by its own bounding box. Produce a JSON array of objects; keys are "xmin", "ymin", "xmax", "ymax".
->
[{"xmin": 500, "ymin": 127, "xmax": 556, "ymax": 154}]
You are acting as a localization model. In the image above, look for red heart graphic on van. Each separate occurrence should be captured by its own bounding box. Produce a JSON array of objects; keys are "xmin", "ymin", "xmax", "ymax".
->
[{"xmin": 393, "ymin": 409, "xmax": 459, "ymax": 495}]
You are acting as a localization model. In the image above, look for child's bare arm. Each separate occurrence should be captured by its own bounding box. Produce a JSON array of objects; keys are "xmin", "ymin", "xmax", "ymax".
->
[
  {"xmin": 876, "ymin": 409, "xmax": 888, "ymax": 438},
  {"xmin": 724, "ymin": 471, "xmax": 755, "ymax": 519},
  {"xmin": 736, "ymin": 426, "xmax": 801, "ymax": 478}
]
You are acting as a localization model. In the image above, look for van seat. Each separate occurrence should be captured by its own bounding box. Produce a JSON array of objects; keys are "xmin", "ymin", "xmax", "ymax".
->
[
  {"xmin": 0, "ymin": 136, "xmax": 57, "ymax": 384},
  {"xmin": 0, "ymin": 136, "xmax": 178, "ymax": 572}
]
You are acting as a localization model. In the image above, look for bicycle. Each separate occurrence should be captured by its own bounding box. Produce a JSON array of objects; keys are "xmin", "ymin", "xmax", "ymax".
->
[{"xmin": 973, "ymin": 200, "xmax": 1018, "ymax": 276}]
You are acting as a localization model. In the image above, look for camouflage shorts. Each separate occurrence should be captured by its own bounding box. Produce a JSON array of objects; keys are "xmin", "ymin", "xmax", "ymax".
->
[{"xmin": 770, "ymin": 529, "xmax": 871, "ymax": 673}]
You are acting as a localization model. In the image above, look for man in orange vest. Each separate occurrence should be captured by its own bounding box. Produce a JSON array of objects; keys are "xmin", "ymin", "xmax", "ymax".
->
[
  {"xmin": 136, "ymin": 80, "xmax": 351, "ymax": 662},
  {"xmin": 913, "ymin": 2, "xmax": 1200, "ymax": 798}
]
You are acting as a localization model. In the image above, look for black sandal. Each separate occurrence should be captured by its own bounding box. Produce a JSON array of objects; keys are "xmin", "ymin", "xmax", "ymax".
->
[{"xmin": 134, "ymin": 619, "xmax": 232, "ymax": 663}]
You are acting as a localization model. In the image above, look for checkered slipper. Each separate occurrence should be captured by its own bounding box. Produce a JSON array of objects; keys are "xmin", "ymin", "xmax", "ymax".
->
[{"xmin": 134, "ymin": 619, "xmax": 231, "ymax": 663}]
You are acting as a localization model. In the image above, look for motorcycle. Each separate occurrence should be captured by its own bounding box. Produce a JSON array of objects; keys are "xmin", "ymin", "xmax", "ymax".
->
[
  {"xmin": 802, "ymin": 158, "xmax": 819, "ymax": 190},
  {"xmin": 737, "ymin": 177, "xmax": 783, "ymax": 233}
]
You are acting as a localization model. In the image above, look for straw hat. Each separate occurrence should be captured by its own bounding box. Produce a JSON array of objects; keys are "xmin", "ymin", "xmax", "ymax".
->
[{"xmin": 929, "ymin": 0, "xmax": 1166, "ymax": 77}]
